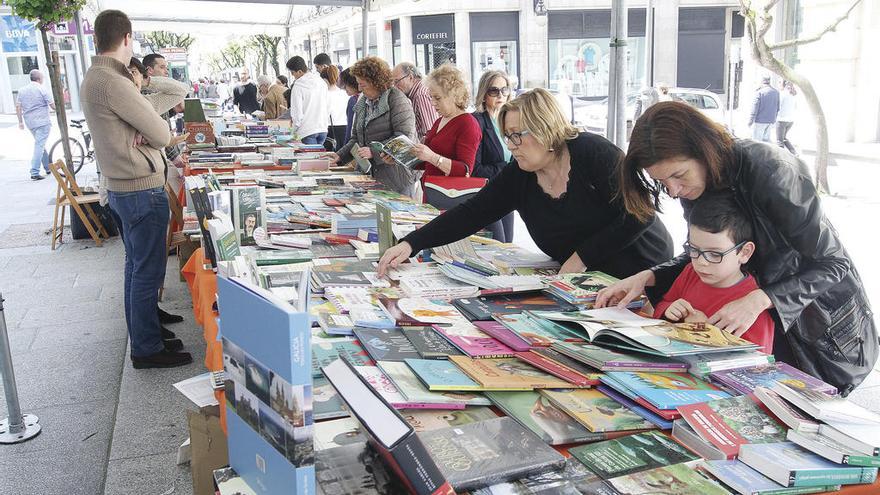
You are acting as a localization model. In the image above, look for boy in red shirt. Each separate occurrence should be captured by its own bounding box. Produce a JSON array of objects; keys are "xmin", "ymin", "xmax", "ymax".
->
[{"xmin": 653, "ymin": 193, "xmax": 774, "ymax": 353}]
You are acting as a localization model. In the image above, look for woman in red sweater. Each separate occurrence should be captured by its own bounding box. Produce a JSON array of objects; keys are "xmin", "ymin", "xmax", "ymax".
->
[{"xmin": 406, "ymin": 64, "xmax": 481, "ymax": 196}]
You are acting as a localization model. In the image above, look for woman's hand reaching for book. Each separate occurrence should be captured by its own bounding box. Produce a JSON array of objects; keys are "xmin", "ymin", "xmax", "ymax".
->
[
  {"xmin": 378, "ymin": 241, "xmax": 413, "ymax": 277},
  {"xmin": 595, "ymin": 269, "xmax": 655, "ymax": 309},
  {"xmin": 708, "ymin": 289, "xmax": 772, "ymax": 336},
  {"xmin": 379, "ymin": 152, "xmax": 395, "ymax": 165}
]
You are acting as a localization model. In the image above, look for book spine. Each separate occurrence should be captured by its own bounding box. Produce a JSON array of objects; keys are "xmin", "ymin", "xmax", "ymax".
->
[
  {"xmin": 791, "ymin": 468, "xmax": 873, "ymax": 487},
  {"xmin": 382, "ymin": 434, "xmax": 454, "ymax": 495}
]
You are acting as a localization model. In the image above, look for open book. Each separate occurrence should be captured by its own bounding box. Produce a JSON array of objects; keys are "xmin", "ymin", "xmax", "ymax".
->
[
  {"xmin": 371, "ymin": 135, "xmax": 420, "ymax": 169},
  {"xmin": 529, "ymin": 307, "xmax": 758, "ymax": 357}
]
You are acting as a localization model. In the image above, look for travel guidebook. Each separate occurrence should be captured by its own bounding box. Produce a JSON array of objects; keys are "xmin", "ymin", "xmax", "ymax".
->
[
  {"xmin": 485, "ymin": 390, "xmax": 605, "ymax": 445},
  {"xmin": 568, "ymin": 431, "xmax": 699, "ymax": 480},
  {"xmin": 602, "ymin": 371, "xmax": 731, "ymax": 411},
  {"xmin": 676, "ymin": 395, "xmax": 787, "ymax": 459},
  {"xmin": 709, "ymin": 362, "xmax": 838, "ymax": 395},
  {"xmin": 417, "ymin": 417, "xmax": 566, "ymax": 492},
  {"xmin": 539, "ymin": 389, "xmax": 655, "ymax": 433},
  {"xmin": 532, "ymin": 308, "xmax": 758, "ymax": 357}
]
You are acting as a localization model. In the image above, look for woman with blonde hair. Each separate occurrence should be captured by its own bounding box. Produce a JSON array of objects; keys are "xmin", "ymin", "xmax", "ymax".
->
[
  {"xmin": 395, "ymin": 64, "xmax": 480, "ymax": 194},
  {"xmin": 378, "ymin": 88, "xmax": 673, "ymax": 277},
  {"xmin": 472, "ymin": 70, "xmax": 514, "ymax": 241}
]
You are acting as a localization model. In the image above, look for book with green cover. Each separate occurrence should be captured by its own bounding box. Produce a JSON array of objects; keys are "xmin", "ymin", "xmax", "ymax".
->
[
  {"xmin": 377, "ymin": 360, "xmax": 490, "ymax": 407},
  {"xmin": 251, "ymin": 249, "xmax": 312, "ymax": 266},
  {"xmin": 485, "ymin": 390, "xmax": 604, "ymax": 445},
  {"xmin": 607, "ymin": 462, "xmax": 731, "ymax": 495},
  {"xmin": 602, "ymin": 371, "xmax": 730, "ymax": 410},
  {"xmin": 569, "ymin": 431, "xmax": 699, "ymax": 480},
  {"xmin": 739, "ymin": 441, "xmax": 879, "ymax": 487},
  {"xmin": 311, "ymin": 340, "xmax": 374, "ymax": 378},
  {"xmin": 375, "ymin": 202, "xmax": 394, "ymax": 254},
  {"xmin": 678, "ymin": 395, "xmax": 787, "ymax": 459},
  {"xmin": 540, "ymin": 388, "xmax": 655, "ymax": 432}
]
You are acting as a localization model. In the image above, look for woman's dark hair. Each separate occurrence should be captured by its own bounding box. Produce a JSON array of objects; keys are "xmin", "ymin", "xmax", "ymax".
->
[
  {"xmin": 277, "ymin": 75, "xmax": 288, "ymax": 86},
  {"xmin": 339, "ymin": 68, "xmax": 358, "ymax": 91},
  {"xmin": 619, "ymin": 101, "xmax": 735, "ymax": 223},
  {"xmin": 350, "ymin": 56, "xmax": 393, "ymax": 93},
  {"xmin": 128, "ymin": 57, "xmax": 147, "ymax": 78},
  {"xmin": 688, "ymin": 192, "xmax": 753, "ymax": 245}
]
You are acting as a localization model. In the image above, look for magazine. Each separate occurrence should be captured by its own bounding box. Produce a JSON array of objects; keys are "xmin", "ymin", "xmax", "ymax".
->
[{"xmin": 370, "ymin": 135, "xmax": 420, "ymax": 169}]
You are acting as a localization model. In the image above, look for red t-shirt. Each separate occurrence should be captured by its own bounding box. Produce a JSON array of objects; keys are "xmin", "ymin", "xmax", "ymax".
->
[
  {"xmin": 652, "ymin": 264, "xmax": 775, "ymax": 354},
  {"xmin": 420, "ymin": 113, "xmax": 481, "ymax": 181}
]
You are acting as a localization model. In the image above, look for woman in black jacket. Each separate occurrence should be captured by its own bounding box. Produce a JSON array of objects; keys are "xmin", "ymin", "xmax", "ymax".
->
[
  {"xmin": 597, "ymin": 101, "xmax": 878, "ymax": 395},
  {"xmin": 379, "ymin": 88, "xmax": 673, "ymax": 279},
  {"xmin": 472, "ymin": 71, "xmax": 515, "ymax": 242}
]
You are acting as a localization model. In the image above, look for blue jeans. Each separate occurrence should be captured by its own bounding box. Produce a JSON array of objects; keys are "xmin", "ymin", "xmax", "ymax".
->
[
  {"xmin": 301, "ymin": 132, "xmax": 327, "ymax": 146},
  {"xmin": 29, "ymin": 124, "xmax": 51, "ymax": 176},
  {"xmin": 108, "ymin": 187, "xmax": 169, "ymax": 358},
  {"xmin": 752, "ymin": 123, "xmax": 774, "ymax": 142}
]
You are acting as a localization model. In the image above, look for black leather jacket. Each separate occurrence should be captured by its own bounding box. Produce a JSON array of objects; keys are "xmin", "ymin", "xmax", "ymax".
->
[{"xmin": 651, "ymin": 140, "xmax": 877, "ymax": 395}]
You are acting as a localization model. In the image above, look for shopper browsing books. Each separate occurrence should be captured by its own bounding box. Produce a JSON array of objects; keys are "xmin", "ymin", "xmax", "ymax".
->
[
  {"xmin": 382, "ymin": 64, "xmax": 480, "ymax": 195},
  {"xmin": 596, "ymin": 101, "xmax": 878, "ymax": 395},
  {"xmin": 472, "ymin": 70, "xmax": 515, "ymax": 242},
  {"xmin": 325, "ymin": 57, "xmax": 419, "ymax": 196},
  {"xmin": 256, "ymin": 74, "xmax": 287, "ymax": 120},
  {"xmin": 286, "ymin": 56, "xmax": 329, "ymax": 144},
  {"xmin": 652, "ymin": 193, "xmax": 774, "ymax": 354},
  {"xmin": 378, "ymin": 88, "xmax": 673, "ymax": 277}
]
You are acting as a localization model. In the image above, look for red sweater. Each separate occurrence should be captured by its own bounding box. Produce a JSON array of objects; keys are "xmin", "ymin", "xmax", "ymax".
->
[
  {"xmin": 652, "ymin": 264, "xmax": 775, "ymax": 354},
  {"xmin": 420, "ymin": 113, "xmax": 481, "ymax": 181}
]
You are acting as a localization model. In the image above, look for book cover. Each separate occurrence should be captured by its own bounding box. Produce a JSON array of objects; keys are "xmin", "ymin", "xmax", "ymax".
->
[
  {"xmin": 251, "ymin": 249, "xmax": 312, "ymax": 266},
  {"xmin": 514, "ymin": 456, "xmax": 605, "ymax": 494},
  {"xmin": 376, "ymin": 202, "xmax": 394, "ymax": 254},
  {"xmin": 551, "ymin": 342, "xmax": 687, "ymax": 372},
  {"xmin": 677, "ymin": 395, "xmax": 787, "ymax": 459},
  {"xmin": 485, "ymin": 390, "xmax": 606, "ymax": 445},
  {"xmin": 402, "ymin": 327, "xmax": 464, "ymax": 359},
  {"xmin": 312, "ymin": 376, "xmax": 350, "ymax": 421},
  {"xmin": 771, "ymin": 382, "xmax": 880, "ymax": 425},
  {"xmin": 604, "ymin": 371, "xmax": 730, "ymax": 410},
  {"xmin": 371, "ymin": 135, "xmax": 420, "ymax": 170},
  {"xmin": 378, "ymin": 297, "xmax": 425, "ymax": 327},
  {"xmin": 401, "ymin": 408, "xmax": 498, "ymax": 433},
  {"xmin": 754, "ymin": 386, "xmax": 820, "ymax": 434},
  {"xmin": 672, "ymin": 418, "xmax": 729, "ymax": 461},
  {"xmin": 597, "ymin": 385, "xmax": 674, "ymax": 430},
  {"xmin": 547, "ymin": 271, "xmax": 622, "ymax": 302},
  {"xmin": 514, "ymin": 351, "xmax": 601, "ymax": 387},
  {"xmin": 395, "ymin": 298, "xmax": 464, "ymax": 325},
  {"xmin": 739, "ymin": 441, "xmax": 879, "ymax": 487},
  {"xmin": 353, "ymin": 327, "xmax": 422, "ymax": 362},
  {"xmin": 314, "ymin": 441, "xmax": 406, "ymax": 494},
  {"xmin": 492, "ymin": 312, "xmax": 574, "ymax": 347},
  {"xmin": 607, "ymin": 462, "xmax": 731, "ymax": 495},
  {"xmin": 311, "ymin": 340, "xmax": 374, "ymax": 378},
  {"xmin": 701, "ymin": 459, "xmax": 840, "ymax": 495},
  {"xmin": 377, "ymin": 360, "xmax": 489, "ymax": 408},
  {"xmin": 417, "ymin": 416, "xmax": 566, "ymax": 492},
  {"xmin": 405, "ymin": 358, "xmax": 483, "ymax": 391},
  {"xmin": 819, "ymin": 422, "xmax": 880, "ymax": 458},
  {"xmin": 433, "ymin": 322, "xmax": 516, "ymax": 359},
  {"xmin": 314, "ymin": 417, "xmax": 366, "ymax": 451},
  {"xmin": 569, "ymin": 430, "xmax": 698, "ymax": 480},
  {"xmin": 316, "ymin": 312, "xmax": 355, "ymax": 336},
  {"xmin": 400, "ymin": 275, "xmax": 478, "ymax": 299},
  {"xmin": 313, "ymin": 270, "xmax": 389, "ymax": 288},
  {"xmin": 449, "ymin": 356, "xmax": 571, "ymax": 390},
  {"xmin": 787, "ymin": 429, "xmax": 880, "ymax": 467},
  {"xmin": 540, "ymin": 388, "xmax": 656, "ymax": 432},
  {"xmin": 453, "ymin": 291, "xmax": 578, "ymax": 321},
  {"xmin": 710, "ymin": 362, "xmax": 838, "ymax": 395},
  {"xmin": 473, "ymin": 320, "xmax": 533, "ymax": 351}
]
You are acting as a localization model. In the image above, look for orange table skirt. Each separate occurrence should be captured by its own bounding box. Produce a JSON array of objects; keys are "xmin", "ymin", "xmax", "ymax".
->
[{"xmin": 182, "ymin": 247, "xmax": 227, "ymax": 432}]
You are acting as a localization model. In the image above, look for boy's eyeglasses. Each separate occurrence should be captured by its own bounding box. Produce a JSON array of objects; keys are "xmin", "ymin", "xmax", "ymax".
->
[
  {"xmin": 683, "ymin": 241, "xmax": 746, "ymax": 264},
  {"xmin": 503, "ymin": 129, "xmax": 531, "ymax": 146},
  {"xmin": 487, "ymin": 86, "xmax": 511, "ymax": 97}
]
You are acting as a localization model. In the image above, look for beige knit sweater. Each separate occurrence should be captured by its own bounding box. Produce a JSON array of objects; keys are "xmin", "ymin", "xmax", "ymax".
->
[{"xmin": 81, "ymin": 56, "xmax": 171, "ymax": 192}]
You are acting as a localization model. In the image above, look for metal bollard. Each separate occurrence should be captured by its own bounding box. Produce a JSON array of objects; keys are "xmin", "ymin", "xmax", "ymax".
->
[{"xmin": 0, "ymin": 292, "xmax": 41, "ymax": 444}]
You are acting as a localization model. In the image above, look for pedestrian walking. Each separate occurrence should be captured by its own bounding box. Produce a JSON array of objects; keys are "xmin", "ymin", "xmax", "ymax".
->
[
  {"xmin": 749, "ymin": 76, "xmax": 779, "ymax": 143},
  {"xmin": 15, "ymin": 69, "xmax": 55, "ymax": 180},
  {"xmin": 777, "ymin": 81, "xmax": 798, "ymax": 155}
]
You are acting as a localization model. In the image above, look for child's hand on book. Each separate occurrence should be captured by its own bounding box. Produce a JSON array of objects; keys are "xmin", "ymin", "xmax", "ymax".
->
[
  {"xmin": 665, "ymin": 298, "xmax": 697, "ymax": 322},
  {"xmin": 684, "ymin": 309, "xmax": 708, "ymax": 323}
]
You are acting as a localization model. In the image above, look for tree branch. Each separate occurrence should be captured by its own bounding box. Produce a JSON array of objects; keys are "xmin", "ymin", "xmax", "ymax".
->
[{"xmin": 769, "ymin": 0, "xmax": 862, "ymax": 51}]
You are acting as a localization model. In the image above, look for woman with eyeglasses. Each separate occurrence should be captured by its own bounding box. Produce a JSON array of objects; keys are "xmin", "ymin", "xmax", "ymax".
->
[
  {"xmin": 378, "ymin": 88, "xmax": 673, "ymax": 279},
  {"xmin": 595, "ymin": 101, "xmax": 877, "ymax": 395},
  {"xmin": 471, "ymin": 70, "xmax": 515, "ymax": 242}
]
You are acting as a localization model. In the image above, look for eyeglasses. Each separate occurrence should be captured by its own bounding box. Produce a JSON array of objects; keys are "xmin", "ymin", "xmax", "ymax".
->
[
  {"xmin": 393, "ymin": 75, "xmax": 409, "ymax": 86},
  {"xmin": 503, "ymin": 129, "xmax": 531, "ymax": 146},
  {"xmin": 486, "ymin": 86, "xmax": 511, "ymax": 97},
  {"xmin": 682, "ymin": 241, "xmax": 746, "ymax": 264}
]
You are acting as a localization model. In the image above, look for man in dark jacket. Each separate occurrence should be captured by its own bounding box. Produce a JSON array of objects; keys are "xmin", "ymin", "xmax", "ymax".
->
[
  {"xmin": 749, "ymin": 76, "xmax": 779, "ymax": 143},
  {"xmin": 233, "ymin": 71, "xmax": 260, "ymax": 115}
]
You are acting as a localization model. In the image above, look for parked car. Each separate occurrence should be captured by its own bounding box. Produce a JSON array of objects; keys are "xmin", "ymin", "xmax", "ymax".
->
[{"xmin": 575, "ymin": 88, "xmax": 727, "ymax": 136}]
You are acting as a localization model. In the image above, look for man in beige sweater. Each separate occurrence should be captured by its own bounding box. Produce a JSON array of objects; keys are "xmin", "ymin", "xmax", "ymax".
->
[{"xmin": 81, "ymin": 9, "xmax": 191, "ymax": 369}]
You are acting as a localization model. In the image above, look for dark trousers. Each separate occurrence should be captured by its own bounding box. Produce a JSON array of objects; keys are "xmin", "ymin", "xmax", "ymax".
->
[
  {"xmin": 108, "ymin": 187, "xmax": 169, "ymax": 358},
  {"xmin": 777, "ymin": 121, "xmax": 796, "ymax": 155}
]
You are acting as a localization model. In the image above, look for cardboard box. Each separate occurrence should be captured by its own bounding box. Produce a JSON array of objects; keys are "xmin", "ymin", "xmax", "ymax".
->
[{"xmin": 188, "ymin": 407, "xmax": 229, "ymax": 495}]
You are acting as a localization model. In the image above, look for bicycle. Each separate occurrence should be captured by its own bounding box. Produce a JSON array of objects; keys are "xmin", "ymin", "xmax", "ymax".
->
[{"xmin": 49, "ymin": 118, "xmax": 93, "ymax": 176}]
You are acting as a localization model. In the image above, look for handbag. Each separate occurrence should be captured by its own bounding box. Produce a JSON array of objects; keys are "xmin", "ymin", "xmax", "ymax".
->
[
  {"xmin": 423, "ymin": 174, "xmax": 487, "ymax": 210},
  {"xmin": 323, "ymin": 114, "xmax": 337, "ymax": 151}
]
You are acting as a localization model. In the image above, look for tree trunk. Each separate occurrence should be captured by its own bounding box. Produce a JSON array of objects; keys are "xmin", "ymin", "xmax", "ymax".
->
[{"xmin": 41, "ymin": 29, "xmax": 73, "ymax": 176}]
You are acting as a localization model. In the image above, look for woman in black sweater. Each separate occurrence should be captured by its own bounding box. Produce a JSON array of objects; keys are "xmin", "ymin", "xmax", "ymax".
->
[
  {"xmin": 378, "ymin": 88, "xmax": 673, "ymax": 277},
  {"xmin": 472, "ymin": 70, "xmax": 515, "ymax": 242}
]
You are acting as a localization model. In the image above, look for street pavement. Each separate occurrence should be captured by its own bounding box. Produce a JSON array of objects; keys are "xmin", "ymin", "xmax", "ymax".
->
[{"xmin": 0, "ymin": 113, "xmax": 879, "ymax": 494}]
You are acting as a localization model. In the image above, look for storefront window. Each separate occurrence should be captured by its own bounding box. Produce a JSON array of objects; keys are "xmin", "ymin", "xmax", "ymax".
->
[
  {"xmin": 7, "ymin": 55, "xmax": 39, "ymax": 102},
  {"xmin": 414, "ymin": 42, "xmax": 455, "ymax": 74},
  {"xmin": 472, "ymin": 41, "xmax": 518, "ymax": 90},
  {"xmin": 334, "ymin": 50, "xmax": 350, "ymax": 67},
  {"xmin": 412, "ymin": 14, "xmax": 455, "ymax": 75},
  {"xmin": 548, "ymin": 37, "xmax": 645, "ymax": 98}
]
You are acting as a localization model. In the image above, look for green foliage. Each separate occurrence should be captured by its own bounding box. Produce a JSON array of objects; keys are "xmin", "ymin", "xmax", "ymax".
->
[
  {"xmin": 7, "ymin": 0, "xmax": 88, "ymax": 29},
  {"xmin": 144, "ymin": 31, "xmax": 195, "ymax": 51}
]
